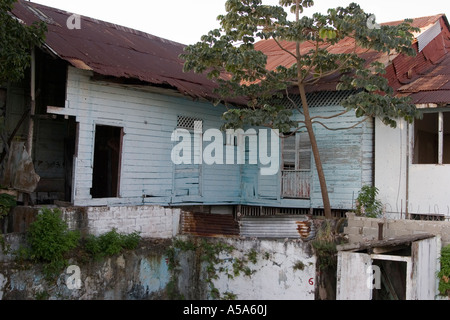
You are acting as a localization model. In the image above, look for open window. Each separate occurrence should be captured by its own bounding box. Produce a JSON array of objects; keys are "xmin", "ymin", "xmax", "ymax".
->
[
  {"xmin": 91, "ymin": 125, "xmax": 123, "ymax": 198},
  {"xmin": 281, "ymin": 132, "xmax": 311, "ymax": 198},
  {"xmin": 413, "ymin": 111, "xmax": 450, "ymax": 164}
]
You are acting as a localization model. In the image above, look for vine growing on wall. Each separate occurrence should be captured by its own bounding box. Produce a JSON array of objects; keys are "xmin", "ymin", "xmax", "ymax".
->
[{"xmin": 166, "ymin": 237, "xmax": 260, "ymax": 300}]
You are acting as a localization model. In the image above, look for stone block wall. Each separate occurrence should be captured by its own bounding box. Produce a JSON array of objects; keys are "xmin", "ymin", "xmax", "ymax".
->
[{"xmin": 344, "ymin": 212, "xmax": 450, "ymax": 246}]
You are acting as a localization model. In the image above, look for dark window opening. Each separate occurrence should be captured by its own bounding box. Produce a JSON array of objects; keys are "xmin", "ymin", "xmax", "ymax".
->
[
  {"xmin": 413, "ymin": 111, "xmax": 450, "ymax": 164},
  {"xmin": 443, "ymin": 112, "xmax": 450, "ymax": 164},
  {"xmin": 91, "ymin": 125, "xmax": 123, "ymax": 198},
  {"xmin": 35, "ymin": 48, "xmax": 67, "ymax": 114},
  {"xmin": 413, "ymin": 113, "xmax": 438, "ymax": 164}
]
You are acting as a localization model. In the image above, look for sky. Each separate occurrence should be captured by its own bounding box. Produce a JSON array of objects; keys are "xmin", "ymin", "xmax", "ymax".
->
[{"xmin": 30, "ymin": 0, "xmax": 450, "ymax": 45}]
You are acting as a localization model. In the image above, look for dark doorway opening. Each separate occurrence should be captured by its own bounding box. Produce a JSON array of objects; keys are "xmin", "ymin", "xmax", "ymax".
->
[
  {"xmin": 91, "ymin": 125, "xmax": 123, "ymax": 198},
  {"xmin": 372, "ymin": 259, "xmax": 407, "ymax": 300}
]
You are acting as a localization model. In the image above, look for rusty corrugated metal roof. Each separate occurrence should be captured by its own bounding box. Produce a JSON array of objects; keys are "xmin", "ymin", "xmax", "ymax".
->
[
  {"xmin": 255, "ymin": 14, "xmax": 450, "ymax": 105},
  {"xmin": 11, "ymin": 0, "xmax": 221, "ymax": 101}
]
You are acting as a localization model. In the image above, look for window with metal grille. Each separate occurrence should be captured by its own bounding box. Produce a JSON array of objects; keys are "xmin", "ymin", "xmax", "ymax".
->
[{"xmin": 177, "ymin": 115, "xmax": 202, "ymax": 130}]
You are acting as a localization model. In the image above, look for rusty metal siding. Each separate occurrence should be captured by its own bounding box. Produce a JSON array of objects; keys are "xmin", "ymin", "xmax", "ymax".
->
[
  {"xmin": 180, "ymin": 212, "xmax": 240, "ymax": 237},
  {"xmin": 11, "ymin": 1, "xmax": 222, "ymax": 102},
  {"xmin": 240, "ymin": 215, "xmax": 311, "ymax": 239}
]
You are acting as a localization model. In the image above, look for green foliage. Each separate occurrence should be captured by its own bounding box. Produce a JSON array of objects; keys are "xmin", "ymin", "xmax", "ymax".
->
[
  {"xmin": 438, "ymin": 244, "xmax": 450, "ymax": 297},
  {"xmin": 355, "ymin": 185, "xmax": 383, "ymax": 218},
  {"xmin": 166, "ymin": 238, "xmax": 260, "ymax": 300},
  {"xmin": 27, "ymin": 208, "xmax": 80, "ymax": 279},
  {"xmin": 311, "ymin": 220, "xmax": 338, "ymax": 271},
  {"xmin": 0, "ymin": 0, "xmax": 47, "ymax": 83},
  {"xmin": 0, "ymin": 193, "xmax": 16, "ymax": 218},
  {"xmin": 83, "ymin": 228, "xmax": 141, "ymax": 260},
  {"xmin": 293, "ymin": 260, "xmax": 306, "ymax": 271},
  {"xmin": 181, "ymin": 0, "xmax": 420, "ymax": 129}
]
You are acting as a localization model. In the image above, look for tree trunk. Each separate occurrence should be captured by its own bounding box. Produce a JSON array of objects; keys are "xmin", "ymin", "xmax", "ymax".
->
[
  {"xmin": 298, "ymin": 83, "xmax": 332, "ymax": 219},
  {"xmin": 293, "ymin": 0, "xmax": 332, "ymax": 219}
]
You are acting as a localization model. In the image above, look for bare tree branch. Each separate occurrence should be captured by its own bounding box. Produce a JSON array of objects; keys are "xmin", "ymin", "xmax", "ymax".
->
[{"xmin": 312, "ymin": 116, "xmax": 370, "ymax": 131}]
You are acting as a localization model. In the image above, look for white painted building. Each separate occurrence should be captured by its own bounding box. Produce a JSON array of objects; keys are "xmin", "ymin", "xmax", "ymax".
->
[{"xmin": 375, "ymin": 15, "xmax": 450, "ymax": 220}]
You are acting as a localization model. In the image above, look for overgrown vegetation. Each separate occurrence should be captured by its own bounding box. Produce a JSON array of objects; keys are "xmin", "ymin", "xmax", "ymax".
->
[
  {"xmin": 355, "ymin": 185, "xmax": 383, "ymax": 218},
  {"xmin": 166, "ymin": 238, "xmax": 260, "ymax": 300},
  {"xmin": 311, "ymin": 220, "xmax": 339, "ymax": 272},
  {"xmin": 0, "ymin": 192, "xmax": 16, "ymax": 219},
  {"xmin": 11, "ymin": 207, "xmax": 142, "ymax": 280},
  {"xmin": 83, "ymin": 228, "xmax": 141, "ymax": 260},
  {"xmin": 438, "ymin": 244, "xmax": 450, "ymax": 298},
  {"xmin": 27, "ymin": 208, "xmax": 80, "ymax": 279},
  {"xmin": 0, "ymin": 0, "xmax": 47, "ymax": 84}
]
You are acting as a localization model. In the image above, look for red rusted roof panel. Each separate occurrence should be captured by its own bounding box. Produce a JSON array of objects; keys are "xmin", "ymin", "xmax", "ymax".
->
[
  {"xmin": 11, "ymin": 0, "xmax": 221, "ymax": 101},
  {"xmin": 255, "ymin": 14, "xmax": 450, "ymax": 105}
]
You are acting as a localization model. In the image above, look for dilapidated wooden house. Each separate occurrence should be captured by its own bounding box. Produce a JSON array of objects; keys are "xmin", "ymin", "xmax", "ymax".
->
[{"xmin": 3, "ymin": 1, "xmax": 450, "ymax": 240}]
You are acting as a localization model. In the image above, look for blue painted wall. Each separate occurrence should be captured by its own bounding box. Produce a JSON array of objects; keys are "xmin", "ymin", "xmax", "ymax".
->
[{"xmin": 52, "ymin": 67, "xmax": 373, "ymax": 210}]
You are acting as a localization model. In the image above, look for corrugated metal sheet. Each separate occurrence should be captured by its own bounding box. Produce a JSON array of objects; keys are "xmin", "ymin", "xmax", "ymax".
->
[
  {"xmin": 11, "ymin": 0, "xmax": 221, "ymax": 101},
  {"xmin": 240, "ymin": 215, "xmax": 314, "ymax": 239},
  {"xmin": 255, "ymin": 14, "xmax": 450, "ymax": 105},
  {"xmin": 180, "ymin": 212, "xmax": 240, "ymax": 237}
]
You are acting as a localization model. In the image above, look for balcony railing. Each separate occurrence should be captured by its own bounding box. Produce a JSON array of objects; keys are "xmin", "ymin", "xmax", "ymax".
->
[{"xmin": 281, "ymin": 170, "xmax": 311, "ymax": 199}]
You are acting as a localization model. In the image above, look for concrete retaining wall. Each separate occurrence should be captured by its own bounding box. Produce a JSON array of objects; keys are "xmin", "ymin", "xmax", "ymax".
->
[
  {"xmin": 3, "ymin": 205, "xmax": 181, "ymax": 239},
  {"xmin": 344, "ymin": 212, "xmax": 450, "ymax": 246}
]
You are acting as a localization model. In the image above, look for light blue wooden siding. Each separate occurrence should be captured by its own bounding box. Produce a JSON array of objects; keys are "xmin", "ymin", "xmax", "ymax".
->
[
  {"xmin": 55, "ymin": 67, "xmax": 241, "ymax": 206},
  {"xmin": 55, "ymin": 68, "xmax": 373, "ymax": 209},
  {"xmin": 241, "ymin": 104, "xmax": 373, "ymax": 210}
]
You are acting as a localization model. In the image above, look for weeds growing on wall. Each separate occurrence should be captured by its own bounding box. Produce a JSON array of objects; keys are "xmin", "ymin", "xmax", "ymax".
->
[
  {"xmin": 438, "ymin": 244, "xmax": 450, "ymax": 298},
  {"xmin": 83, "ymin": 228, "xmax": 141, "ymax": 260},
  {"xmin": 0, "ymin": 192, "xmax": 16, "ymax": 219},
  {"xmin": 166, "ymin": 238, "xmax": 259, "ymax": 300},
  {"xmin": 13, "ymin": 207, "xmax": 142, "ymax": 281},
  {"xmin": 27, "ymin": 208, "xmax": 80, "ymax": 279},
  {"xmin": 311, "ymin": 220, "xmax": 344, "ymax": 272}
]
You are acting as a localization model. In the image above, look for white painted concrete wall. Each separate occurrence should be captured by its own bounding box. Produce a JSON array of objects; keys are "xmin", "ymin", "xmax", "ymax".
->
[
  {"xmin": 62, "ymin": 205, "xmax": 180, "ymax": 238},
  {"xmin": 211, "ymin": 239, "xmax": 316, "ymax": 300},
  {"xmin": 375, "ymin": 118, "xmax": 450, "ymax": 219}
]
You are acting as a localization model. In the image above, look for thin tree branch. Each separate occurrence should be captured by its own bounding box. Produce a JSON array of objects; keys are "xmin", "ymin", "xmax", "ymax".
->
[
  {"xmin": 311, "ymin": 110, "xmax": 349, "ymax": 120},
  {"xmin": 312, "ymin": 116, "xmax": 370, "ymax": 131}
]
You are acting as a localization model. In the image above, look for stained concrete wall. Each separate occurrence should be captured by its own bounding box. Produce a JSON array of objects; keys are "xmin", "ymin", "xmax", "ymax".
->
[
  {"xmin": 0, "ymin": 238, "xmax": 172, "ymax": 300},
  {"xmin": 175, "ymin": 236, "xmax": 316, "ymax": 300},
  {"xmin": 0, "ymin": 233, "xmax": 316, "ymax": 300},
  {"xmin": 344, "ymin": 211, "xmax": 450, "ymax": 246}
]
